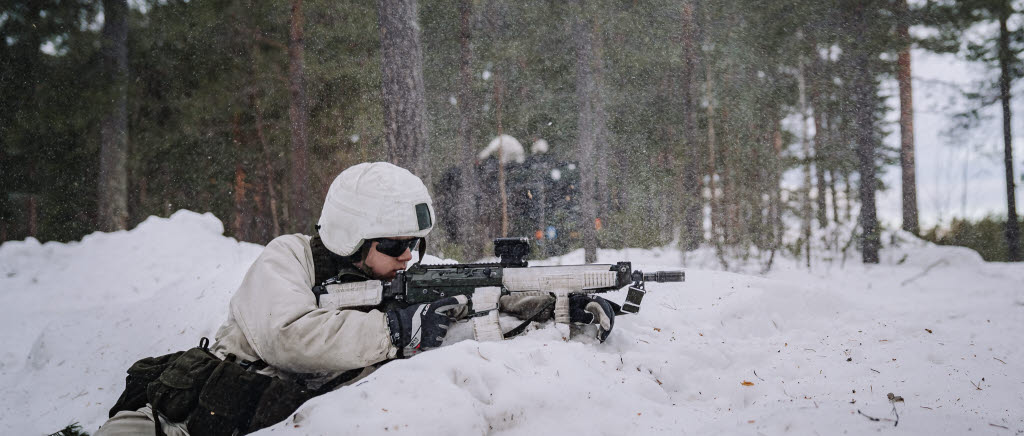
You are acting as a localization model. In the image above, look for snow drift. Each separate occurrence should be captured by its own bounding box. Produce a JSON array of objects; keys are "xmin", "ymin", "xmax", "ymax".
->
[{"xmin": 1, "ymin": 211, "xmax": 1021, "ymax": 435}]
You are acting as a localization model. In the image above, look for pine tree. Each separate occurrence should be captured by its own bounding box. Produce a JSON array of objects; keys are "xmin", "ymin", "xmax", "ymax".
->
[
  {"xmin": 897, "ymin": 0, "xmax": 920, "ymax": 235},
  {"xmin": 97, "ymin": 0, "xmax": 129, "ymax": 232},
  {"xmin": 572, "ymin": 0, "xmax": 603, "ymax": 263},
  {"xmin": 287, "ymin": 0, "xmax": 312, "ymax": 233},
  {"xmin": 921, "ymin": 0, "xmax": 1022, "ymax": 261},
  {"xmin": 378, "ymin": 0, "xmax": 430, "ymax": 181}
]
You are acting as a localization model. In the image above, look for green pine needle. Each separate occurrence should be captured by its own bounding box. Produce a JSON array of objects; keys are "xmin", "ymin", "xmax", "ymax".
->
[{"xmin": 47, "ymin": 422, "xmax": 90, "ymax": 436}]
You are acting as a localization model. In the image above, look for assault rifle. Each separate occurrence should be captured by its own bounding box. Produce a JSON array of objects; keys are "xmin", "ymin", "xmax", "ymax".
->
[
  {"xmin": 384, "ymin": 237, "xmax": 684, "ymax": 340},
  {"xmin": 315, "ymin": 237, "xmax": 683, "ymax": 340}
]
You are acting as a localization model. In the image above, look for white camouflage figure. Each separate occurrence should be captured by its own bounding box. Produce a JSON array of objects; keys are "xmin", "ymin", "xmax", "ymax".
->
[{"xmin": 96, "ymin": 162, "xmax": 469, "ymax": 435}]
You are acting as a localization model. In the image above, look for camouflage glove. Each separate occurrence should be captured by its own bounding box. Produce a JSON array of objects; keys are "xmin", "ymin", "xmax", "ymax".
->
[
  {"xmin": 386, "ymin": 296, "xmax": 469, "ymax": 357},
  {"xmin": 569, "ymin": 294, "xmax": 618, "ymax": 342}
]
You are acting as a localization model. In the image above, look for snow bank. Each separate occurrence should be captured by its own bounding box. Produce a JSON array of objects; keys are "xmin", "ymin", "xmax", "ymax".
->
[
  {"xmin": 1, "ymin": 211, "xmax": 1021, "ymax": 435},
  {"xmin": 0, "ymin": 211, "xmax": 263, "ymax": 433}
]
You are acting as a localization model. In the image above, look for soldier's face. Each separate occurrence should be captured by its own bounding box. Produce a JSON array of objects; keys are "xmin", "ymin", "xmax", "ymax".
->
[{"xmin": 358, "ymin": 238, "xmax": 414, "ymax": 280}]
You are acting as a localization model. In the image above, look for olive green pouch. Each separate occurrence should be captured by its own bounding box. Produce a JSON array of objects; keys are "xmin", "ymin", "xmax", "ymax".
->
[
  {"xmin": 186, "ymin": 360, "xmax": 271, "ymax": 436},
  {"xmin": 146, "ymin": 347, "xmax": 220, "ymax": 422},
  {"xmin": 109, "ymin": 350, "xmax": 186, "ymax": 418}
]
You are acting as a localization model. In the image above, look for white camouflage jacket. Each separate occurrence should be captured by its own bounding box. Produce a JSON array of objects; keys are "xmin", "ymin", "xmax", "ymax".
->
[
  {"xmin": 210, "ymin": 234, "xmax": 397, "ymax": 383},
  {"xmin": 209, "ymin": 233, "xmax": 553, "ymax": 385}
]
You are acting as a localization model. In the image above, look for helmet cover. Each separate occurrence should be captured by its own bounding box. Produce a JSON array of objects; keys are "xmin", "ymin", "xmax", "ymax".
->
[{"xmin": 317, "ymin": 162, "xmax": 434, "ymax": 256}]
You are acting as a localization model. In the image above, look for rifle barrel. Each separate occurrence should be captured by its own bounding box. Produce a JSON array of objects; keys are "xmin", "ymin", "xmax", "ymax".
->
[{"xmin": 643, "ymin": 271, "xmax": 685, "ymax": 282}]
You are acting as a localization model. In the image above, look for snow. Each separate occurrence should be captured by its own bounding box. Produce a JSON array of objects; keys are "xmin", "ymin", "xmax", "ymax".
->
[
  {"xmin": 1, "ymin": 211, "xmax": 1022, "ymax": 435},
  {"xmin": 530, "ymin": 138, "xmax": 549, "ymax": 154}
]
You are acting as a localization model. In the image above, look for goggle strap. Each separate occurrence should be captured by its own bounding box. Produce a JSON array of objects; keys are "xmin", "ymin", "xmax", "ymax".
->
[{"xmin": 415, "ymin": 237, "xmax": 426, "ymax": 266}]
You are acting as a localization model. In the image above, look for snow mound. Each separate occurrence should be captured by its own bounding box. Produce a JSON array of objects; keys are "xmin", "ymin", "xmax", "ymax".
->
[
  {"xmin": 1, "ymin": 210, "xmax": 234, "ymax": 311},
  {"xmin": 0, "ymin": 211, "xmax": 264, "ymax": 434}
]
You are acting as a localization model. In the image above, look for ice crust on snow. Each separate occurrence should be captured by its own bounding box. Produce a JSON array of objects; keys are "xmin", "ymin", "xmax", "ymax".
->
[{"xmin": 1, "ymin": 210, "xmax": 1022, "ymax": 435}]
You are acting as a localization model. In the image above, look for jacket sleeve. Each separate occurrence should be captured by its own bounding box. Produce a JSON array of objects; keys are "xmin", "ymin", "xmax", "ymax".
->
[{"xmin": 229, "ymin": 235, "xmax": 398, "ymax": 374}]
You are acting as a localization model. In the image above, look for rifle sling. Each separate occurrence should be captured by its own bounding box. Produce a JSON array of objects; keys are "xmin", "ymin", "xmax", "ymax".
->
[{"xmin": 502, "ymin": 296, "xmax": 556, "ymax": 339}]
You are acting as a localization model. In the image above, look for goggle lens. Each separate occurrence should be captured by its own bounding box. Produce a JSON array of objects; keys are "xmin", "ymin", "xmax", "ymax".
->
[{"xmin": 374, "ymin": 238, "xmax": 419, "ymax": 257}]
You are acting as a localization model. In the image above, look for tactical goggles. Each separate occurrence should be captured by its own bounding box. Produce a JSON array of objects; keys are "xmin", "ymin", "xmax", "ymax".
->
[{"xmin": 373, "ymin": 237, "xmax": 420, "ymax": 257}]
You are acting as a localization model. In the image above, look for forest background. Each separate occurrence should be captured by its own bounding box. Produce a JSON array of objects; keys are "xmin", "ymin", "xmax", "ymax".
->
[{"xmin": 2, "ymin": 0, "xmax": 1022, "ymax": 265}]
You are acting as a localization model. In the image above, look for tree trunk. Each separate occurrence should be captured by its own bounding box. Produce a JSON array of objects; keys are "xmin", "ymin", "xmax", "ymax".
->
[
  {"xmin": 998, "ymin": 3, "xmax": 1020, "ymax": 261},
  {"xmin": 245, "ymin": 15, "xmax": 282, "ymax": 241},
  {"xmin": 813, "ymin": 111, "xmax": 829, "ymax": 229},
  {"xmin": 809, "ymin": 55, "xmax": 829, "ymax": 229},
  {"xmin": 798, "ymin": 56, "xmax": 812, "ymax": 267},
  {"xmin": 378, "ymin": 0, "xmax": 430, "ymax": 181},
  {"xmin": 679, "ymin": 0, "xmax": 703, "ymax": 251},
  {"xmin": 705, "ymin": 74, "xmax": 719, "ymax": 246},
  {"xmin": 573, "ymin": 4, "xmax": 600, "ymax": 263},
  {"xmin": 722, "ymin": 115, "xmax": 736, "ymax": 245},
  {"xmin": 772, "ymin": 125, "xmax": 784, "ymax": 249},
  {"xmin": 231, "ymin": 113, "xmax": 247, "ymax": 240},
  {"xmin": 455, "ymin": 0, "xmax": 481, "ymax": 258},
  {"xmin": 233, "ymin": 165, "xmax": 248, "ymax": 240},
  {"xmin": 495, "ymin": 76, "xmax": 509, "ymax": 238},
  {"xmin": 844, "ymin": 170, "xmax": 852, "ymax": 223},
  {"xmin": 593, "ymin": 22, "xmax": 610, "ymax": 220},
  {"xmin": 288, "ymin": 0, "xmax": 311, "ymax": 233},
  {"xmin": 253, "ymin": 93, "xmax": 281, "ymax": 239},
  {"xmin": 898, "ymin": 0, "xmax": 920, "ymax": 235},
  {"xmin": 98, "ymin": 0, "xmax": 129, "ymax": 232},
  {"xmin": 851, "ymin": 5, "xmax": 880, "ymax": 264},
  {"xmin": 27, "ymin": 194, "xmax": 38, "ymax": 237},
  {"xmin": 829, "ymin": 169, "xmax": 840, "ymax": 224}
]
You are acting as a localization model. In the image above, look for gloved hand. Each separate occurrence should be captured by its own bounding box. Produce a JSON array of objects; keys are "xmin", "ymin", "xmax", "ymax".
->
[
  {"xmin": 569, "ymin": 294, "xmax": 618, "ymax": 342},
  {"xmin": 386, "ymin": 295, "xmax": 469, "ymax": 357}
]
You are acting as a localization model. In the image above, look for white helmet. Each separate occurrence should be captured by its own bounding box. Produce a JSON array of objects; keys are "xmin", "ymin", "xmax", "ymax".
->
[{"xmin": 317, "ymin": 162, "xmax": 435, "ymax": 256}]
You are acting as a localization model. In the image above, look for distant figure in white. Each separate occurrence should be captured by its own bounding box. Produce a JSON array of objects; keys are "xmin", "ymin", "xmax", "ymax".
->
[{"xmin": 477, "ymin": 134, "xmax": 525, "ymax": 164}]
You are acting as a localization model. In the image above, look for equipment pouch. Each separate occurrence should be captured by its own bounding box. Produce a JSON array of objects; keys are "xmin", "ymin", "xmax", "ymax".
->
[
  {"xmin": 146, "ymin": 347, "xmax": 220, "ymax": 422},
  {"xmin": 187, "ymin": 360, "xmax": 271, "ymax": 436},
  {"xmin": 110, "ymin": 338, "xmax": 339, "ymax": 435},
  {"xmin": 109, "ymin": 350, "xmax": 186, "ymax": 418},
  {"xmin": 246, "ymin": 377, "xmax": 317, "ymax": 432}
]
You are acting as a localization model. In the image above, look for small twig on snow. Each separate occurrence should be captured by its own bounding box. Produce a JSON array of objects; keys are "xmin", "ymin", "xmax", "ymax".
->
[
  {"xmin": 857, "ymin": 409, "xmax": 898, "ymax": 427},
  {"xmin": 886, "ymin": 393, "xmax": 903, "ymax": 427},
  {"xmin": 900, "ymin": 259, "xmax": 949, "ymax": 286},
  {"xmin": 754, "ymin": 370, "xmax": 765, "ymax": 381},
  {"xmin": 989, "ymin": 423, "xmax": 1009, "ymax": 429},
  {"xmin": 857, "ymin": 410, "xmax": 881, "ymax": 422},
  {"xmin": 970, "ymin": 379, "xmax": 983, "ymax": 390},
  {"xmin": 993, "ymin": 357, "xmax": 1007, "ymax": 364},
  {"xmin": 870, "ymin": 368, "xmax": 881, "ymax": 373}
]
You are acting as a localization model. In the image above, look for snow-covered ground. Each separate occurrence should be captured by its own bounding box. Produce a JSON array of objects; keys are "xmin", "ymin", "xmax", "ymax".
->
[{"xmin": 1, "ymin": 211, "xmax": 1022, "ymax": 435}]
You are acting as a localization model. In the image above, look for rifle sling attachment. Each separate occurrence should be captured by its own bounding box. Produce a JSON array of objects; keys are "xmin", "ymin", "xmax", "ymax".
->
[{"xmin": 621, "ymin": 281, "xmax": 646, "ymax": 314}]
